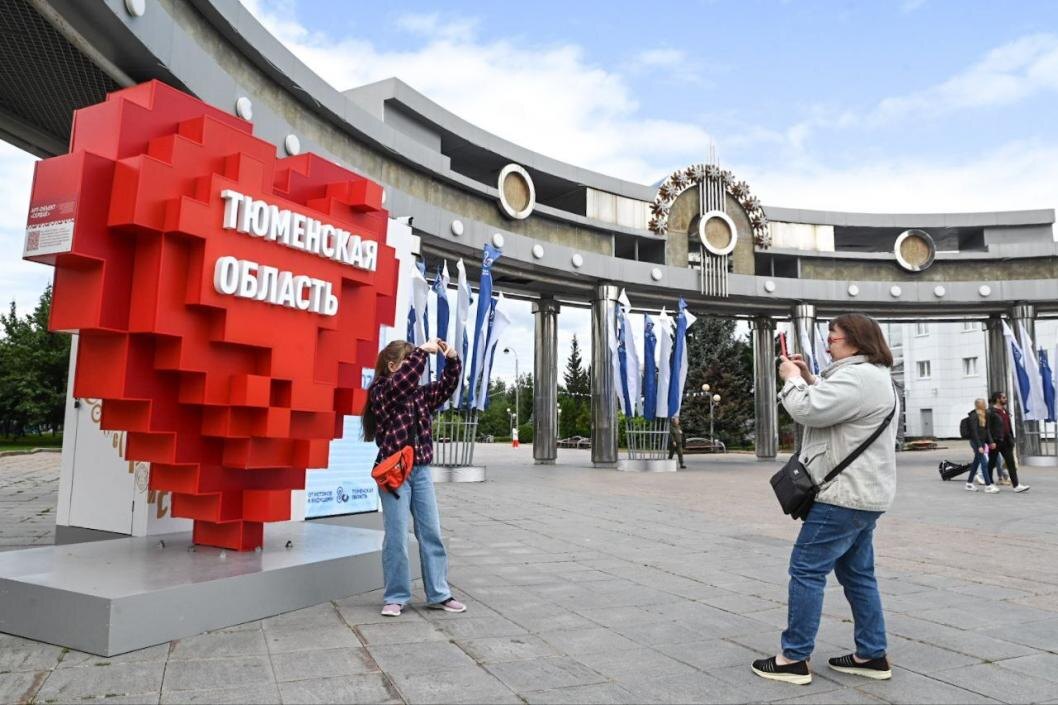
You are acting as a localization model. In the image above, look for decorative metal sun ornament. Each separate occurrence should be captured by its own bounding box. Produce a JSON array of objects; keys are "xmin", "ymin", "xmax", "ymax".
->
[{"xmin": 649, "ymin": 164, "xmax": 771, "ymax": 248}]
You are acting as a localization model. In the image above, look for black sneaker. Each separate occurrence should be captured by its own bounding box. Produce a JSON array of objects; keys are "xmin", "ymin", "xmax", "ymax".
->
[
  {"xmin": 751, "ymin": 656, "xmax": 812, "ymax": 685},
  {"xmin": 827, "ymin": 654, "xmax": 892, "ymax": 680}
]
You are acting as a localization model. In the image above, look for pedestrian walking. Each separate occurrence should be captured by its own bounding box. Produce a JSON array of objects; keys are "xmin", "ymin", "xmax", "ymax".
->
[
  {"xmin": 752, "ymin": 313, "xmax": 897, "ymax": 686},
  {"xmin": 363, "ymin": 338, "xmax": 467, "ymax": 617},
  {"xmin": 961, "ymin": 399, "xmax": 998, "ymax": 493},
  {"xmin": 987, "ymin": 392, "xmax": 1030, "ymax": 493},
  {"xmin": 668, "ymin": 416, "xmax": 687, "ymax": 468}
]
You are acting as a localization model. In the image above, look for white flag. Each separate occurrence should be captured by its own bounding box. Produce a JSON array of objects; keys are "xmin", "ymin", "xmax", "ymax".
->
[
  {"xmin": 451, "ymin": 259, "xmax": 471, "ymax": 408},
  {"xmin": 1018, "ymin": 321, "xmax": 1047, "ymax": 421},
  {"xmin": 475, "ymin": 293, "xmax": 511, "ymax": 411},
  {"xmin": 1002, "ymin": 321, "xmax": 1032, "ymax": 423},
  {"xmin": 410, "ymin": 264, "xmax": 429, "ymax": 346},
  {"xmin": 655, "ymin": 307, "xmax": 674, "ymax": 418},
  {"xmin": 814, "ymin": 322, "xmax": 831, "ymax": 372},
  {"xmin": 617, "ymin": 287, "xmax": 639, "ymax": 414}
]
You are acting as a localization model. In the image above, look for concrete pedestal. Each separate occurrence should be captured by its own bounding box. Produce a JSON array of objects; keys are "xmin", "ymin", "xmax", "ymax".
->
[
  {"xmin": 430, "ymin": 465, "xmax": 486, "ymax": 482},
  {"xmin": 616, "ymin": 459, "xmax": 678, "ymax": 472},
  {"xmin": 0, "ymin": 521, "xmax": 400, "ymax": 656}
]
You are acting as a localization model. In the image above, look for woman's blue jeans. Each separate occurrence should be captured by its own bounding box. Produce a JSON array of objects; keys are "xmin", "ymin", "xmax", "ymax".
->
[
  {"xmin": 782, "ymin": 502, "xmax": 887, "ymax": 662},
  {"xmin": 380, "ymin": 465, "xmax": 452, "ymax": 605},
  {"xmin": 967, "ymin": 441, "xmax": 991, "ymax": 485}
]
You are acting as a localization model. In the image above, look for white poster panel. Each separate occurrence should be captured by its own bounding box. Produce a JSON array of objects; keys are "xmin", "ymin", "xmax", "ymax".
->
[{"xmin": 304, "ymin": 416, "xmax": 379, "ymax": 518}]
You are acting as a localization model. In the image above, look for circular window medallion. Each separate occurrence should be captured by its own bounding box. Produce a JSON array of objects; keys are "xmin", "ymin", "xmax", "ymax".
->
[
  {"xmin": 697, "ymin": 210, "xmax": 738, "ymax": 256},
  {"xmin": 894, "ymin": 229, "xmax": 936, "ymax": 272},
  {"xmin": 497, "ymin": 164, "xmax": 535, "ymax": 220}
]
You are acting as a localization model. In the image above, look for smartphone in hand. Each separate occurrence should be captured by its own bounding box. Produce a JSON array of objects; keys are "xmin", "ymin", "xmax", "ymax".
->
[{"xmin": 778, "ymin": 332, "xmax": 790, "ymax": 358}]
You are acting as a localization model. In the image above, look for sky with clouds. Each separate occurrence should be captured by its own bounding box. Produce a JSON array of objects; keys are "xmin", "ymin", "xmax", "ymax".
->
[{"xmin": 2, "ymin": 0, "xmax": 1057, "ymax": 382}]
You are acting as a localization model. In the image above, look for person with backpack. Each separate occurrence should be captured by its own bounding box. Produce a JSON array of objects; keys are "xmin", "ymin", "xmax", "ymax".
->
[
  {"xmin": 363, "ymin": 338, "xmax": 467, "ymax": 617},
  {"xmin": 960, "ymin": 399, "xmax": 998, "ymax": 493},
  {"xmin": 987, "ymin": 392, "xmax": 1030, "ymax": 493}
]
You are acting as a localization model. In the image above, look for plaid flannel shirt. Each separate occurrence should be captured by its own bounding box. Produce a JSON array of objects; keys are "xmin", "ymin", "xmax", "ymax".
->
[{"xmin": 369, "ymin": 348, "xmax": 462, "ymax": 466}]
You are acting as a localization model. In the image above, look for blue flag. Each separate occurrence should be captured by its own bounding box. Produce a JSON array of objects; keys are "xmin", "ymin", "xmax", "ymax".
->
[
  {"xmin": 1040, "ymin": 348, "xmax": 1056, "ymax": 422},
  {"xmin": 642, "ymin": 315, "xmax": 658, "ymax": 422},
  {"xmin": 431, "ymin": 263, "xmax": 451, "ymax": 378},
  {"xmin": 617, "ymin": 314, "xmax": 632, "ymax": 417},
  {"xmin": 667, "ymin": 298, "xmax": 694, "ymax": 417},
  {"xmin": 465, "ymin": 243, "xmax": 502, "ymax": 410},
  {"xmin": 418, "ymin": 259, "xmax": 430, "ymax": 343},
  {"xmin": 1004, "ymin": 321, "xmax": 1034, "ymax": 418}
]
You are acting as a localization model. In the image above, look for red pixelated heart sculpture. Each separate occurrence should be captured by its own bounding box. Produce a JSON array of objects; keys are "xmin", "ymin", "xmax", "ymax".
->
[{"xmin": 24, "ymin": 81, "xmax": 398, "ymax": 550}]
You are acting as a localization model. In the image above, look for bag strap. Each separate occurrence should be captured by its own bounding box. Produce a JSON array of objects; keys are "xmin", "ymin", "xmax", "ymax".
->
[{"xmin": 822, "ymin": 386, "xmax": 898, "ymax": 484}]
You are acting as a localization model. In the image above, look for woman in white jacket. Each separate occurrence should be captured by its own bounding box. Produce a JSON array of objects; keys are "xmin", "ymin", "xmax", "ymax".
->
[{"xmin": 752, "ymin": 314, "xmax": 898, "ymax": 686}]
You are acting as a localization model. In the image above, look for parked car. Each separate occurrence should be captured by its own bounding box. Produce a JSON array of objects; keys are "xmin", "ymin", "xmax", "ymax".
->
[
  {"xmin": 684, "ymin": 437, "xmax": 726, "ymax": 454},
  {"xmin": 558, "ymin": 435, "xmax": 591, "ymax": 449}
]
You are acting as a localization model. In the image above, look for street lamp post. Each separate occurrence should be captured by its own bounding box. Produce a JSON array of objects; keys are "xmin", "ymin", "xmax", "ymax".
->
[
  {"xmin": 701, "ymin": 384, "xmax": 722, "ymax": 450},
  {"xmin": 504, "ymin": 348, "xmax": 520, "ymax": 447}
]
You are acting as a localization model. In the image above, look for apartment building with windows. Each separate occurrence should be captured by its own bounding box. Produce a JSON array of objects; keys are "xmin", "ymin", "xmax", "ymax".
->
[{"xmin": 898, "ymin": 320, "xmax": 1058, "ymax": 438}]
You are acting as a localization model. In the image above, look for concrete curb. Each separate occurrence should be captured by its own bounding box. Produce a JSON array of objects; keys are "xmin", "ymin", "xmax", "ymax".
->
[{"xmin": 0, "ymin": 448, "xmax": 62, "ymax": 459}]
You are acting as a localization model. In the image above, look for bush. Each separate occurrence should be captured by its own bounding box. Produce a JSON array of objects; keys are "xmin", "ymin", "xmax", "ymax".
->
[{"xmin": 516, "ymin": 422, "xmax": 533, "ymax": 444}]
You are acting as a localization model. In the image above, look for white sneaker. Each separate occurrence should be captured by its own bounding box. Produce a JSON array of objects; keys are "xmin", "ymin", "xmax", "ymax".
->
[
  {"xmin": 964, "ymin": 483, "xmax": 978, "ymax": 492},
  {"xmin": 984, "ymin": 485, "xmax": 1000, "ymax": 494},
  {"xmin": 1014, "ymin": 485, "xmax": 1031, "ymax": 493},
  {"xmin": 975, "ymin": 476, "xmax": 985, "ymax": 485}
]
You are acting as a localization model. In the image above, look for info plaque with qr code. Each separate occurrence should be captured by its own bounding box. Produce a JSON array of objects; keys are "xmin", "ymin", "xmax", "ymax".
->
[{"xmin": 24, "ymin": 198, "xmax": 76, "ymax": 259}]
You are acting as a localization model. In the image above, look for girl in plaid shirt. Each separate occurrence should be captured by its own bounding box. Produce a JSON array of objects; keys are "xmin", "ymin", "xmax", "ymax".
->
[{"xmin": 363, "ymin": 338, "xmax": 465, "ymax": 617}]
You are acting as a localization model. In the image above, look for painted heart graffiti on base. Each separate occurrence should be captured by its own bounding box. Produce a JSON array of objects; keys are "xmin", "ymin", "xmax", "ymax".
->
[{"xmin": 24, "ymin": 81, "xmax": 398, "ymax": 550}]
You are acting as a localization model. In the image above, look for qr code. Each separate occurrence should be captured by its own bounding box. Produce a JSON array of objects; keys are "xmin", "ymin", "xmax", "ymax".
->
[{"xmin": 26, "ymin": 232, "xmax": 39, "ymax": 251}]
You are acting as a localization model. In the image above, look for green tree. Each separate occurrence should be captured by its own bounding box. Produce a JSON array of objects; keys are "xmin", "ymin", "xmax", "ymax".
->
[
  {"xmin": 680, "ymin": 317, "xmax": 754, "ymax": 448},
  {"xmin": 559, "ymin": 335, "xmax": 591, "ymax": 438},
  {"xmin": 0, "ymin": 286, "xmax": 71, "ymax": 438}
]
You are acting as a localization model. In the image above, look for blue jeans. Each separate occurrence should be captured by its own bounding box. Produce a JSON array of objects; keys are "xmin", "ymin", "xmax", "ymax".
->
[
  {"xmin": 782, "ymin": 502, "xmax": 887, "ymax": 662},
  {"xmin": 380, "ymin": 465, "xmax": 452, "ymax": 605},
  {"xmin": 967, "ymin": 441, "xmax": 991, "ymax": 485}
]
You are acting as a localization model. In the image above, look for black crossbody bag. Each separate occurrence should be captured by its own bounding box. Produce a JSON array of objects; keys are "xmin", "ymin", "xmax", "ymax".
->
[{"xmin": 770, "ymin": 396, "xmax": 898, "ymax": 521}]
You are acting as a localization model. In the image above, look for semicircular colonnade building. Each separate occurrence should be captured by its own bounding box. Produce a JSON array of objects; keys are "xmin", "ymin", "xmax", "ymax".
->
[{"xmin": 2, "ymin": 0, "xmax": 1056, "ymax": 464}]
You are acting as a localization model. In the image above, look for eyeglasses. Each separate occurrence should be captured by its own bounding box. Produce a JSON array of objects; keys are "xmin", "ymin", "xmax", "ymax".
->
[{"xmin": 826, "ymin": 336, "xmax": 846, "ymax": 344}]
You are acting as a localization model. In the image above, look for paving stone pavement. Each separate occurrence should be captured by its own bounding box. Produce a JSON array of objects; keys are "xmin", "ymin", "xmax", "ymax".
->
[{"xmin": 1, "ymin": 446, "xmax": 1057, "ymax": 704}]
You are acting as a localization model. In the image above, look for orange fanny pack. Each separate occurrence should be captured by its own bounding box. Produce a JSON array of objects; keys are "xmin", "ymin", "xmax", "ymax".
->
[{"xmin": 371, "ymin": 446, "xmax": 414, "ymax": 498}]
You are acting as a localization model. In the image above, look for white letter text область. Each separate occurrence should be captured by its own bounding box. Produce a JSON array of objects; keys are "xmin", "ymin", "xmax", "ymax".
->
[{"xmin": 213, "ymin": 256, "xmax": 339, "ymax": 316}]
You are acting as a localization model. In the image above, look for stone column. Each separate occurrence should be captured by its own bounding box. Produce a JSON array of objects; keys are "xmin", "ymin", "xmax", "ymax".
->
[
  {"xmin": 533, "ymin": 297, "xmax": 559, "ymax": 465},
  {"xmin": 790, "ymin": 304, "xmax": 816, "ymax": 453},
  {"xmin": 985, "ymin": 314, "xmax": 1008, "ymax": 403},
  {"xmin": 591, "ymin": 284, "xmax": 619, "ymax": 466},
  {"xmin": 752, "ymin": 316, "xmax": 778, "ymax": 460},
  {"xmin": 1010, "ymin": 304, "xmax": 1041, "ymax": 457}
]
